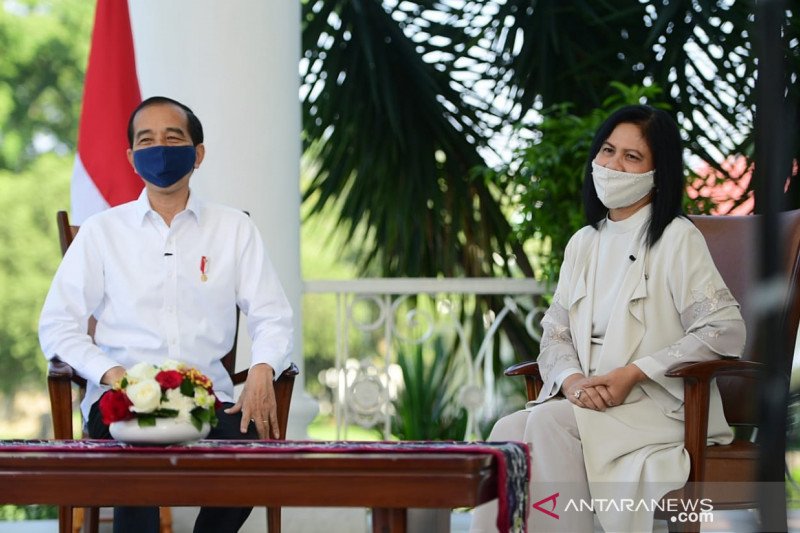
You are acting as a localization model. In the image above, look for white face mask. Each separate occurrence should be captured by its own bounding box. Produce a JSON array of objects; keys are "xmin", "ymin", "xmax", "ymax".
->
[{"xmin": 591, "ymin": 161, "xmax": 655, "ymax": 209}]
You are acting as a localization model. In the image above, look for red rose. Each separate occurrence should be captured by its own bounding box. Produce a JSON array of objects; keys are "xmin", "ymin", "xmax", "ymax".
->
[
  {"xmin": 155, "ymin": 370, "xmax": 184, "ymax": 390},
  {"xmin": 99, "ymin": 390, "xmax": 133, "ymax": 425}
]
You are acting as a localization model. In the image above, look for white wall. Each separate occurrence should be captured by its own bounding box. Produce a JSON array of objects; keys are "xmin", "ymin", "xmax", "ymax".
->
[{"xmin": 128, "ymin": 0, "xmax": 316, "ymax": 437}]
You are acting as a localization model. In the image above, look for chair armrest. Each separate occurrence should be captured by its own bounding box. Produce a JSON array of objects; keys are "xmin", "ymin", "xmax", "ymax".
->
[
  {"xmin": 47, "ymin": 357, "xmax": 82, "ymax": 439},
  {"xmin": 230, "ymin": 361, "xmax": 300, "ymax": 386},
  {"xmin": 504, "ymin": 360, "xmax": 543, "ymax": 402},
  {"xmin": 48, "ymin": 357, "xmax": 87, "ymax": 387},
  {"xmin": 664, "ymin": 359, "xmax": 763, "ymax": 381},
  {"xmin": 280, "ymin": 362, "xmax": 301, "ymax": 379},
  {"xmin": 665, "ymin": 359, "xmax": 762, "ymax": 483},
  {"xmin": 274, "ymin": 363, "xmax": 299, "ymax": 439},
  {"xmin": 504, "ymin": 360, "xmax": 542, "ymax": 377}
]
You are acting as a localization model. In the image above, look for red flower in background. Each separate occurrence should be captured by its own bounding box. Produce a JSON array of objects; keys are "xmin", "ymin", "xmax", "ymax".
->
[
  {"xmin": 99, "ymin": 390, "xmax": 133, "ymax": 425},
  {"xmin": 155, "ymin": 370, "xmax": 184, "ymax": 390},
  {"xmin": 688, "ymin": 156, "xmax": 754, "ymax": 215}
]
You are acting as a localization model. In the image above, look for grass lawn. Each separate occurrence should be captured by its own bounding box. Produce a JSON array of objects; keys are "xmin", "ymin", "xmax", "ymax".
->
[{"xmin": 306, "ymin": 414, "xmax": 389, "ymax": 441}]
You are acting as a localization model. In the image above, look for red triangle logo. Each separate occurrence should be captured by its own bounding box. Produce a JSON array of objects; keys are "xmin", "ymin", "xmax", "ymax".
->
[{"xmin": 532, "ymin": 492, "xmax": 560, "ymax": 519}]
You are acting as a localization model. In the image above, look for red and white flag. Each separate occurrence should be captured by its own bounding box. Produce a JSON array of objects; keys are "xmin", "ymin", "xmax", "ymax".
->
[{"xmin": 71, "ymin": 0, "xmax": 142, "ymax": 224}]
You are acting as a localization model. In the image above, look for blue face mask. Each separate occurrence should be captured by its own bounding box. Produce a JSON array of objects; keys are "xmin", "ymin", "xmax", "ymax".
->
[{"xmin": 133, "ymin": 145, "xmax": 197, "ymax": 188}]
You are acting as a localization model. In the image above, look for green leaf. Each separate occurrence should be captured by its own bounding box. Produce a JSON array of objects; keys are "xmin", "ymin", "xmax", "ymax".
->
[
  {"xmin": 189, "ymin": 413, "xmax": 203, "ymax": 432},
  {"xmin": 192, "ymin": 407, "xmax": 210, "ymax": 423},
  {"xmin": 180, "ymin": 378, "xmax": 194, "ymax": 397},
  {"xmin": 137, "ymin": 415, "xmax": 156, "ymax": 428},
  {"xmin": 152, "ymin": 408, "xmax": 179, "ymax": 418},
  {"xmin": 192, "ymin": 407, "xmax": 218, "ymax": 429}
]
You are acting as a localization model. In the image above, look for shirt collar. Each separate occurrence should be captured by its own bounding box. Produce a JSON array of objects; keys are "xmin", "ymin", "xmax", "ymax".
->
[
  {"xmin": 134, "ymin": 188, "xmax": 203, "ymax": 226},
  {"xmin": 185, "ymin": 190, "xmax": 203, "ymax": 223},
  {"xmin": 134, "ymin": 188, "xmax": 151, "ymax": 225},
  {"xmin": 603, "ymin": 203, "xmax": 652, "ymax": 235}
]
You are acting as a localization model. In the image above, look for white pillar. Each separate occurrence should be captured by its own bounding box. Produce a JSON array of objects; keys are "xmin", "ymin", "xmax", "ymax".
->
[{"xmin": 128, "ymin": 0, "xmax": 317, "ymax": 438}]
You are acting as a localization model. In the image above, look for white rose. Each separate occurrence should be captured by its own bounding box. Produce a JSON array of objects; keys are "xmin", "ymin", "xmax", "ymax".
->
[
  {"xmin": 126, "ymin": 379, "xmax": 162, "ymax": 413},
  {"xmin": 194, "ymin": 387, "xmax": 216, "ymax": 410},
  {"xmin": 126, "ymin": 362, "xmax": 158, "ymax": 383},
  {"xmin": 161, "ymin": 359, "xmax": 185, "ymax": 371},
  {"xmin": 163, "ymin": 387, "xmax": 195, "ymax": 422}
]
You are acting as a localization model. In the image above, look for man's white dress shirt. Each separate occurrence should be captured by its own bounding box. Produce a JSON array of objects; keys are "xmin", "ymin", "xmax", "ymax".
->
[{"xmin": 39, "ymin": 189, "xmax": 293, "ymax": 418}]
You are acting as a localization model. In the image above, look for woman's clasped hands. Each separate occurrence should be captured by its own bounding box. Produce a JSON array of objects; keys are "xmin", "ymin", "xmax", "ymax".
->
[{"xmin": 562, "ymin": 364, "xmax": 647, "ymax": 411}]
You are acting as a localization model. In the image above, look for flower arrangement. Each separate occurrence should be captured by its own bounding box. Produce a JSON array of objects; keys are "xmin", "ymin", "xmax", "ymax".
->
[{"xmin": 99, "ymin": 360, "xmax": 220, "ymax": 431}]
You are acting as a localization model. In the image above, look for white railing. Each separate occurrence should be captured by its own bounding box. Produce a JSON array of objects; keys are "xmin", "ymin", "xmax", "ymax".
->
[{"xmin": 303, "ymin": 278, "xmax": 549, "ymax": 440}]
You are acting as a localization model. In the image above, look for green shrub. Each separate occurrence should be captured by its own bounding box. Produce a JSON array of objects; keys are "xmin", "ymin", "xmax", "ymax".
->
[
  {"xmin": 392, "ymin": 336, "xmax": 467, "ymax": 441},
  {"xmin": 0, "ymin": 505, "xmax": 58, "ymax": 521}
]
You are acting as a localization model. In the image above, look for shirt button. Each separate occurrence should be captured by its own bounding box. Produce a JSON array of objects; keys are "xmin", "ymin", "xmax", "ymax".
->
[{"xmin": 169, "ymin": 338, "xmax": 177, "ymax": 346}]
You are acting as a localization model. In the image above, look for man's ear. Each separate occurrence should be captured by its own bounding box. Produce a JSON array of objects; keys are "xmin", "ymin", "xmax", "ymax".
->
[
  {"xmin": 126, "ymin": 148, "xmax": 137, "ymax": 173},
  {"xmin": 194, "ymin": 144, "xmax": 205, "ymax": 168}
]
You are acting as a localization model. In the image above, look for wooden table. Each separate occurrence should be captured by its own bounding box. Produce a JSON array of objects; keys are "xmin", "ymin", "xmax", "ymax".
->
[{"xmin": 0, "ymin": 445, "xmax": 501, "ymax": 533}]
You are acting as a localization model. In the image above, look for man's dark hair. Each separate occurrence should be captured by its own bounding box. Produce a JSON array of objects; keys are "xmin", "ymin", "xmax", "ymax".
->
[
  {"xmin": 127, "ymin": 96, "xmax": 204, "ymax": 147},
  {"xmin": 582, "ymin": 104, "xmax": 684, "ymax": 248}
]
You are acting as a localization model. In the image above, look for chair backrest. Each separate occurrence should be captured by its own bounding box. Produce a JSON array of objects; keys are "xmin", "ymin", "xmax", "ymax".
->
[
  {"xmin": 53, "ymin": 210, "xmax": 298, "ymax": 435},
  {"xmin": 688, "ymin": 210, "xmax": 800, "ymax": 425}
]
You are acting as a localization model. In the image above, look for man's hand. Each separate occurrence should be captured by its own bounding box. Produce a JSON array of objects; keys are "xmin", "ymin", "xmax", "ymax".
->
[
  {"xmin": 582, "ymin": 364, "xmax": 647, "ymax": 407},
  {"xmin": 225, "ymin": 363, "xmax": 278, "ymax": 439},
  {"xmin": 101, "ymin": 366, "xmax": 126, "ymax": 387}
]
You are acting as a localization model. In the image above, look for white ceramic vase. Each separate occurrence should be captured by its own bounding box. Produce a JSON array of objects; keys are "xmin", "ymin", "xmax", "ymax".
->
[{"xmin": 109, "ymin": 418, "xmax": 210, "ymax": 445}]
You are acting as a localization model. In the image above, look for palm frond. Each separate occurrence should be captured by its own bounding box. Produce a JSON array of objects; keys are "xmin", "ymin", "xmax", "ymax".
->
[{"xmin": 302, "ymin": 0, "xmax": 531, "ymax": 277}]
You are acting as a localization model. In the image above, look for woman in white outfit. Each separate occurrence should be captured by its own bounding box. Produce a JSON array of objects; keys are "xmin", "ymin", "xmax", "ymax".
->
[{"xmin": 471, "ymin": 105, "xmax": 746, "ymax": 533}]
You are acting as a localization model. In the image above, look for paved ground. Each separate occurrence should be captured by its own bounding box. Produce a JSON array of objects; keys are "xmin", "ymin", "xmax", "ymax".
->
[{"xmin": 0, "ymin": 508, "xmax": 792, "ymax": 532}]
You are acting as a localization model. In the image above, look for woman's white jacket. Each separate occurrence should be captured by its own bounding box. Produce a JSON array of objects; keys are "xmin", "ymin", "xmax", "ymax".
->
[{"xmin": 531, "ymin": 215, "xmax": 745, "ymax": 532}]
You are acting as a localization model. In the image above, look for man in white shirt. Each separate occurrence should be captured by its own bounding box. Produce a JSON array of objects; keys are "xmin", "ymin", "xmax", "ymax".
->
[{"xmin": 39, "ymin": 96, "xmax": 294, "ymax": 533}]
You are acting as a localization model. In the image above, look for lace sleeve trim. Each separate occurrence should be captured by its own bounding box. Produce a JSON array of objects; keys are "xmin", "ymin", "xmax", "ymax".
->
[
  {"xmin": 680, "ymin": 284, "xmax": 738, "ymax": 328},
  {"xmin": 664, "ymin": 319, "xmax": 745, "ymax": 360},
  {"xmin": 539, "ymin": 301, "xmax": 572, "ymax": 352},
  {"xmin": 540, "ymin": 352, "xmax": 580, "ymax": 377},
  {"xmin": 538, "ymin": 300, "xmax": 579, "ymax": 378}
]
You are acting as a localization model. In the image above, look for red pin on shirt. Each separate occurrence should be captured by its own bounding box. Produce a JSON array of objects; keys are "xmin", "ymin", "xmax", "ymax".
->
[{"xmin": 200, "ymin": 256, "xmax": 209, "ymax": 282}]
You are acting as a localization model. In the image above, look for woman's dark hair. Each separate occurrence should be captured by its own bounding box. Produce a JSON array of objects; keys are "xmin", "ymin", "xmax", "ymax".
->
[
  {"xmin": 582, "ymin": 105, "xmax": 684, "ymax": 248},
  {"xmin": 126, "ymin": 96, "xmax": 204, "ymax": 147}
]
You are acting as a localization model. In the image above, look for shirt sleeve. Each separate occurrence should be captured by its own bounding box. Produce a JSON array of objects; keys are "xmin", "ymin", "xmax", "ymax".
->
[
  {"xmin": 633, "ymin": 226, "xmax": 746, "ymax": 393},
  {"xmin": 534, "ymin": 234, "xmax": 584, "ymax": 403},
  {"xmin": 38, "ymin": 223, "xmax": 121, "ymax": 386},
  {"xmin": 235, "ymin": 220, "xmax": 294, "ymax": 378}
]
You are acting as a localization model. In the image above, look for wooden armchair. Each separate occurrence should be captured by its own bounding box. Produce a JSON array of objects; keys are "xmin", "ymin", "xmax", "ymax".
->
[
  {"xmin": 47, "ymin": 210, "xmax": 299, "ymax": 533},
  {"xmin": 505, "ymin": 210, "xmax": 800, "ymax": 533}
]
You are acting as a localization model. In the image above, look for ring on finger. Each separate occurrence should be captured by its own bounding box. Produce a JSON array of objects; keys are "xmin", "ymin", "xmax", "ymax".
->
[{"xmin": 573, "ymin": 389, "xmax": 583, "ymax": 400}]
